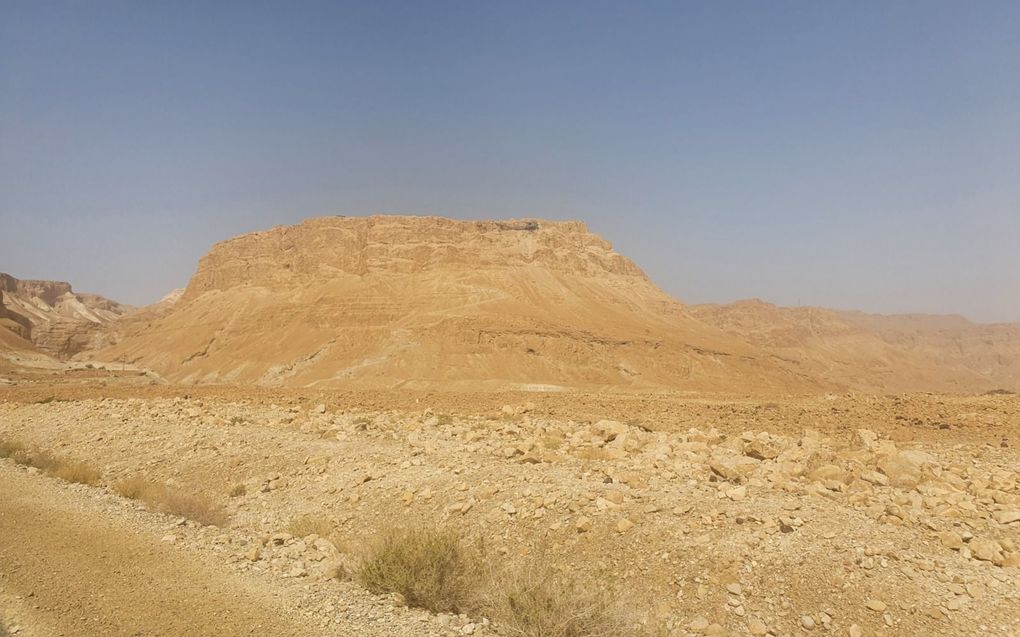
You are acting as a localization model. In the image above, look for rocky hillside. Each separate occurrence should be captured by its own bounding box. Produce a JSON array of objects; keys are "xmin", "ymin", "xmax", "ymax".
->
[
  {"xmin": 690, "ymin": 300, "xmax": 1020, "ymax": 393},
  {"xmin": 0, "ymin": 273, "xmax": 131, "ymax": 359},
  {"xmin": 96, "ymin": 216, "xmax": 821, "ymax": 392}
]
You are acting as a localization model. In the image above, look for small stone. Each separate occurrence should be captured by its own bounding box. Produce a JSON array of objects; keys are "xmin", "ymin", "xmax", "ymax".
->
[
  {"xmin": 575, "ymin": 516, "xmax": 592, "ymax": 533},
  {"xmin": 993, "ymin": 510, "xmax": 1020, "ymax": 525},
  {"xmin": 748, "ymin": 617, "xmax": 768, "ymax": 636},
  {"xmin": 940, "ymin": 531, "xmax": 965, "ymax": 550},
  {"xmin": 970, "ymin": 539, "xmax": 1003, "ymax": 563},
  {"xmin": 270, "ymin": 532, "xmax": 293, "ymax": 545},
  {"xmin": 878, "ymin": 454, "xmax": 922, "ymax": 488},
  {"xmin": 726, "ymin": 582, "xmax": 743, "ymax": 595},
  {"xmin": 616, "ymin": 518, "xmax": 635, "ymax": 533},
  {"xmin": 727, "ymin": 486, "xmax": 747, "ymax": 501},
  {"xmin": 689, "ymin": 616, "xmax": 709, "ymax": 632},
  {"xmin": 461, "ymin": 623, "xmax": 476, "ymax": 635},
  {"xmin": 865, "ymin": 599, "xmax": 887, "ymax": 612},
  {"xmin": 848, "ymin": 624, "xmax": 863, "ymax": 637},
  {"xmin": 801, "ymin": 615, "xmax": 816, "ymax": 630}
]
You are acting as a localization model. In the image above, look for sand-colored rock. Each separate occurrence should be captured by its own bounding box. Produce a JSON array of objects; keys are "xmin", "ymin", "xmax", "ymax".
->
[
  {"xmin": 0, "ymin": 272, "xmax": 130, "ymax": 359},
  {"xmin": 94, "ymin": 216, "xmax": 823, "ymax": 392},
  {"xmin": 690, "ymin": 299, "xmax": 1020, "ymax": 393}
]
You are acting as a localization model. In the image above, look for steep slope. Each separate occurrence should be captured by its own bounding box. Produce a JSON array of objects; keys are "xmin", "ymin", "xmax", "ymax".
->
[
  {"xmin": 96, "ymin": 216, "xmax": 820, "ymax": 392},
  {"xmin": 690, "ymin": 299, "xmax": 1020, "ymax": 392},
  {"xmin": 0, "ymin": 322, "xmax": 62, "ymax": 374},
  {"xmin": 0, "ymin": 273, "xmax": 131, "ymax": 359}
]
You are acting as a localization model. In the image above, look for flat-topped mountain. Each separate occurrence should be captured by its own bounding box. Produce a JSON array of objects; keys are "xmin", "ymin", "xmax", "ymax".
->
[
  {"xmin": 96, "ymin": 215, "xmax": 820, "ymax": 391},
  {"xmin": 0, "ymin": 273, "xmax": 131, "ymax": 359}
]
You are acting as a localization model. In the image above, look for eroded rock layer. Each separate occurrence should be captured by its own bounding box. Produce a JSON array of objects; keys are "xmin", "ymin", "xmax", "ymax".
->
[
  {"xmin": 0, "ymin": 272, "xmax": 131, "ymax": 359},
  {"xmin": 97, "ymin": 216, "xmax": 819, "ymax": 391}
]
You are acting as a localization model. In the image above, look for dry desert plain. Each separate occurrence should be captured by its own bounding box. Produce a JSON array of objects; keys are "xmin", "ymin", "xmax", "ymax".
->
[
  {"xmin": 1, "ymin": 217, "xmax": 1019, "ymax": 636},
  {"xmin": 1, "ymin": 379, "xmax": 1018, "ymax": 636}
]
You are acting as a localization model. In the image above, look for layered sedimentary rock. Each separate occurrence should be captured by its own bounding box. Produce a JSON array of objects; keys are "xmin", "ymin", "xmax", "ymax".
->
[
  {"xmin": 97, "ymin": 216, "xmax": 821, "ymax": 391},
  {"xmin": 0, "ymin": 273, "xmax": 131, "ymax": 359}
]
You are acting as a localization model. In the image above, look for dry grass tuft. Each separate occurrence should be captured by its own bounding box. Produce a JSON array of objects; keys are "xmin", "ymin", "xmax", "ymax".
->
[
  {"xmin": 157, "ymin": 490, "xmax": 229, "ymax": 527},
  {"xmin": 0, "ymin": 438, "xmax": 26, "ymax": 459},
  {"xmin": 48, "ymin": 459, "xmax": 102, "ymax": 485},
  {"xmin": 288, "ymin": 513, "xmax": 336, "ymax": 539},
  {"xmin": 3, "ymin": 443, "xmax": 102, "ymax": 485},
  {"xmin": 114, "ymin": 476, "xmax": 228, "ymax": 527},
  {"xmin": 352, "ymin": 525, "xmax": 638, "ymax": 635},
  {"xmin": 484, "ymin": 565, "xmax": 629, "ymax": 637},
  {"xmin": 114, "ymin": 476, "xmax": 165, "ymax": 500},
  {"xmin": 229, "ymin": 482, "xmax": 247, "ymax": 497},
  {"xmin": 356, "ymin": 525, "xmax": 476, "ymax": 614}
]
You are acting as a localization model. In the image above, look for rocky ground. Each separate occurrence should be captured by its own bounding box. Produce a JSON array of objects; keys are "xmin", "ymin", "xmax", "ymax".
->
[{"xmin": 0, "ymin": 385, "xmax": 1018, "ymax": 636}]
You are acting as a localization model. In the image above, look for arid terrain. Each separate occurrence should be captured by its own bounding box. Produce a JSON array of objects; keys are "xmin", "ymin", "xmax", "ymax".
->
[{"xmin": 1, "ymin": 216, "xmax": 1018, "ymax": 636}]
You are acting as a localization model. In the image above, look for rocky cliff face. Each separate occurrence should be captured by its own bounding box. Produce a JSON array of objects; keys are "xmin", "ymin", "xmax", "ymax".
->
[
  {"xmin": 98, "ymin": 215, "xmax": 821, "ymax": 392},
  {"xmin": 181, "ymin": 217, "xmax": 645, "ymax": 301},
  {"xmin": 0, "ymin": 273, "xmax": 131, "ymax": 359}
]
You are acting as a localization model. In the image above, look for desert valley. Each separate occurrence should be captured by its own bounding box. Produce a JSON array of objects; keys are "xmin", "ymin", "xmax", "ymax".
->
[{"xmin": 1, "ymin": 215, "xmax": 1018, "ymax": 637}]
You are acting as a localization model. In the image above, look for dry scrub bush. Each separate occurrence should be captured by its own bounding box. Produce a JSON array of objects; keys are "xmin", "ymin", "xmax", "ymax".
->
[
  {"xmin": 4, "ymin": 445, "xmax": 102, "ymax": 485},
  {"xmin": 15, "ymin": 449, "xmax": 59, "ymax": 471},
  {"xmin": 483, "ymin": 565, "xmax": 629, "ymax": 637},
  {"xmin": 288, "ymin": 514, "xmax": 336, "ymax": 539},
  {"xmin": 157, "ymin": 490, "xmax": 228, "ymax": 527},
  {"xmin": 48, "ymin": 459, "xmax": 102, "ymax": 485},
  {"xmin": 352, "ymin": 524, "xmax": 641, "ymax": 636},
  {"xmin": 114, "ymin": 477, "xmax": 228, "ymax": 527},
  {"xmin": 0, "ymin": 438, "xmax": 26, "ymax": 459},
  {"xmin": 356, "ymin": 526, "xmax": 477, "ymax": 614},
  {"xmin": 114, "ymin": 476, "xmax": 165, "ymax": 500}
]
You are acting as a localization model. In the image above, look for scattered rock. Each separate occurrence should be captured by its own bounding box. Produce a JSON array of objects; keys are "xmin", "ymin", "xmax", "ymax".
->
[{"xmin": 865, "ymin": 599, "xmax": 887, "ymax": 612}]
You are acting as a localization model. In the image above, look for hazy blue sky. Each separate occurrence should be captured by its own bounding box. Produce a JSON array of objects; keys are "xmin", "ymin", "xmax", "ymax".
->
[{"xmin": 2, "ymin": 1, "xmax": 1018, "ymax": 321}]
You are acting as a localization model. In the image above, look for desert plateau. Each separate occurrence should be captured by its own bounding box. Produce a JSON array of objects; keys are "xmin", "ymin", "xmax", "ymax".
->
[
  {"xmin": 3, "ymin": 3, "xmax": 1019, "ymax": 635},
  {"xmin": 1, "ymin": 216, "xmax": 1018, "ymax": 637}
]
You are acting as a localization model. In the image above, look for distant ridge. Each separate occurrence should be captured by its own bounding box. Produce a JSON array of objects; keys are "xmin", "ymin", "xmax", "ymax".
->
[{"xmin": 690, "ymin": 299, "xmax": 1020, "ymax": 393}]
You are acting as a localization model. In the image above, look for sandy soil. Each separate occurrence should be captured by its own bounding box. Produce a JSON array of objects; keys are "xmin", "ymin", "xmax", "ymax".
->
[{"xmin": 0, "ymin": 464, "xmax": 316, "ymax": 637}]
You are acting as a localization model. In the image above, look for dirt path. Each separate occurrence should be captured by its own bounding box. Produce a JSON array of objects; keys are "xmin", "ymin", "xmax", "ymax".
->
[{"xmin": 0, "ymin": 465, "xmax": 320, "ymax": 637}]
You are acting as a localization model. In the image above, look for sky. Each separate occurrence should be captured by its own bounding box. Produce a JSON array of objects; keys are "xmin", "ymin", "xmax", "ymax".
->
[{"xmin": 1, "ymin": 1, "xmax": 1018, "ymax": 322}]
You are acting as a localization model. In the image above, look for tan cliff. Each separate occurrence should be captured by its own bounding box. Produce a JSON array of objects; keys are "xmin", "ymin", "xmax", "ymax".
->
[
  {"xmin": 0, "ymin": 272, "xmax": 131, "ymax": 359},
  {"xmin": 96, "ymin": 215, "xmax": 821, "ymax": 392}
]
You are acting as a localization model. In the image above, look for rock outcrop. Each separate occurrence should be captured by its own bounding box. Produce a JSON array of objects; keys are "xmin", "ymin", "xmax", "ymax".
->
[
  {"xmin": 0, "ymin": 273, "xmax": 131, "ymax": 359},
  {"xmin": 96, "ymin": 215, "xmax": 821, "ymax": 391}
]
